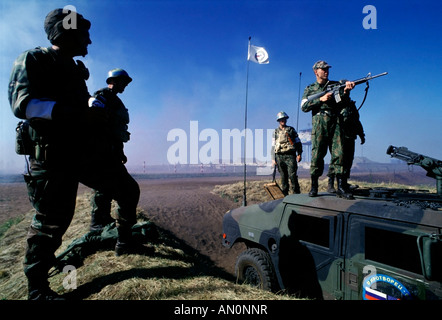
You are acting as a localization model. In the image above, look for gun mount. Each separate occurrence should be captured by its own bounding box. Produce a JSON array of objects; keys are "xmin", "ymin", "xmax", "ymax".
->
[{"xmin": 387, "ymin": 145, "xmax": 442, "ymax": 197}]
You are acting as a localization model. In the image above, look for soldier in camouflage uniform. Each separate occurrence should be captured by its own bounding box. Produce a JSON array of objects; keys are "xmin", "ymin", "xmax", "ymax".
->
[
  {"xmin": 301, "ymin": 61, "xmax": 355, "ymax": 199},
  {"xmin": 8, "ymin": 9, "xmax": 144, "ymax": 300},
  {"xmin": 89, "ymin": 68, "xmax": 135, "ymax": 231},
  {"xmin": 271, "ymin": 111, "xmax": 303, "ymax": 195}
]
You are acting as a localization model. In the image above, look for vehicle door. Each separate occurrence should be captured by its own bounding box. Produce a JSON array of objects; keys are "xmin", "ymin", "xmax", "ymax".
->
[
  {"xmin": 344, "ymin": 215, "xmax": 442, "ymax": 300},
  {"xmin": 279, "ymin": 205, "xmax": 344, "ymax": 300}
]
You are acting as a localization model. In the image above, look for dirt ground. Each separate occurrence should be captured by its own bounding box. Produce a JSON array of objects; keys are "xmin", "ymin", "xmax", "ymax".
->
[
  {"xmin": 0, "ymin": 175, "xmax": 268, "ymax": 276},
  {"xmin": 136, "ymin": 176, "xmax": 266, "ymax": 275},
  {"xmin": 0, "ymin": 182, "xmax": 32, "ymax": 225}
]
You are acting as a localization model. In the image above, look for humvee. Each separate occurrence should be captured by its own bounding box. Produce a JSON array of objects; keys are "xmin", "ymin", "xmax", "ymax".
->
[{"xmin": 222, "ymin": 146, "xmax": 442, "ymax": 300}]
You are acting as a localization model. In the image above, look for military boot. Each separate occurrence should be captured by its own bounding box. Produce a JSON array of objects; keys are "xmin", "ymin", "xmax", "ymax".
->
[
  {"xmin": 344, "ymin": 179, "xmax": 359, "ymax": 191},
  {"xmin": 336, "ymin": 175, "xmax": 354, "ymax": 200},
  {"xmin": 308, "ymin": 176, "xmax": 319, "ymax": 197},
  {"xmin": 90, "ymin": 214, "xmax": 114, "ymax": 232},
  {"xmin": 28, "ymin": 279, "xmax": 64, "ymax": 300},
  {"xmin": 327, "ymin": 175, "xmax": 336, "ymax": 193}
]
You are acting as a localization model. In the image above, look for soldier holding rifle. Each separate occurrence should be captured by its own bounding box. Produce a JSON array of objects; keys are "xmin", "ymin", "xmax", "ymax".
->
[{"xmin": 301, "ymin": 61, "xmax": 355, "ymax": 199}]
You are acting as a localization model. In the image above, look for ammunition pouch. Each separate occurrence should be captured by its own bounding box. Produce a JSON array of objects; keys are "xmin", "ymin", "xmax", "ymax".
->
[
  {"xmin": 15, "ymin": 120, "xmax": 33, "ymax": 155},
  {"xmin": 275, "ymin": 143, "xmax": 295, "ymax": 154},
  {"xmin": 339, "ymin": 107, "xmax": 350, "ymax": 123},
  {"xmin": 15, "ymin": 119, "xmax": 51, "ymax": 162}
]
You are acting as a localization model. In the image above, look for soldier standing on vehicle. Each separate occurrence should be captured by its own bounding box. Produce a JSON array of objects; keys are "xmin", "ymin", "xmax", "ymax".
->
[
  {"xmin": 340, "ymin": 100, "xmax": 365, "ymax": 189},
  {"xmin": 89, "ymin": 68, "xmax": 134, "ymax": 231},
  {"xmin": 271, "ymin": 111, "xmax": 303, "ymax": 195},
  {"xmin": 301, "ymin": 61, "xmax": 354, "ymax": 199},
  {"xmin": 8, "ymin": 9, "xmax": 146, "ymax": 300},
  {"xmin": 326, "ymin": 100, "xmax": 365, "ymax": 193}
]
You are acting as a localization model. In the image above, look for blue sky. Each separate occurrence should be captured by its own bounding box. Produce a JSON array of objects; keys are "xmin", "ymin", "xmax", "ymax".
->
[{"xmin": 1, "ymin": 0, "xmax": 441, "ymax": 173}]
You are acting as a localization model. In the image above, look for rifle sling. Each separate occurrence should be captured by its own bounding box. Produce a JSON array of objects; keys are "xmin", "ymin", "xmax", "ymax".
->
[
  {"xmin": 285, "ymin": 130, "xmax": 294, "ymax": 146},
  {"xmin": 358, "ymin": 81, "xmax": 370, "ymax": 111}
]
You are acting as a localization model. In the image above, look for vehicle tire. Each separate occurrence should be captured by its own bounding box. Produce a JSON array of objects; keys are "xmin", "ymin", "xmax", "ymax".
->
[{"xmin": 235, "ymin": 248, "xmax": 276, "ymax": 291}]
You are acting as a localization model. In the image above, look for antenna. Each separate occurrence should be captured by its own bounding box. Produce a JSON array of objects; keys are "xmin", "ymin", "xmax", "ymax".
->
[{"xmin": 296, "ymin": 72, "xmax": 302, "ymax": 131}]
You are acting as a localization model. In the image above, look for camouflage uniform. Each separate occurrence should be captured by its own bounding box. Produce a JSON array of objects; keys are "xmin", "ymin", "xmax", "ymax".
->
[
  {"xmin": 301, "ymin": 80, "xmax": 349, "ymax": 178},
  {"xmin": 90, "ymin": 86, "xmax": 132, "ymax": 230},
  {"xmin": 301, "ymin": 61, "xmax": 353, "ymax": 198},
  {"xmin": 8, "ymin": 10, "xmax": 140, "ymax": 299},
  {"xmin": 272, "ymin": 125, "xmax": 303, "ymax": 195}
]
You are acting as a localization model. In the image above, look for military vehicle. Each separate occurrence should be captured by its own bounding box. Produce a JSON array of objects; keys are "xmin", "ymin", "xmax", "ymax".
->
[{"xmin": 222, "ymin": 146, "xmax": 442, "ymax": 300}]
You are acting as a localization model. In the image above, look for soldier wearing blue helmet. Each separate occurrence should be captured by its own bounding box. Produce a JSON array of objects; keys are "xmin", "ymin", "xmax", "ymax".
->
[
  {"xmin": 106, "ymin": 68, "xmax": 133, "ymax": 85},
  {"xmin": 88, "ymin": 68, "xmax": 135, "ymax": 232}
]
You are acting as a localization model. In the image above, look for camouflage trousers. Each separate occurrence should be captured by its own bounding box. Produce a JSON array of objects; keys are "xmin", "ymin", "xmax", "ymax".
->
[
  {"xmin": 326, "ymin": 135, "xmax": 356, "ymax": 179},
  {"xmin": 275, "ymin": 152, "xmax": 300, "ymax": 195},
  {"xmin": 310, "ymin": 113, "xmax": 344, "ymax": 177},
  {"xmin": 23, "ymin": 157, "xmax": 139, "ymax": 286}
]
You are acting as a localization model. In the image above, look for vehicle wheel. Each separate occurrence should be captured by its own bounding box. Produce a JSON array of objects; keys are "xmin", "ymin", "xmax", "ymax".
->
[{"xmin": 235, "ymin": 248, "xmax": 276, "ymax": 291}]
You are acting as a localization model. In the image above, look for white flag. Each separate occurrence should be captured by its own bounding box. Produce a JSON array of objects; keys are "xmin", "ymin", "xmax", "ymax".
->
[{"xmin": 248, "ymin": 45, "xmax": 269, "ymax": 64}]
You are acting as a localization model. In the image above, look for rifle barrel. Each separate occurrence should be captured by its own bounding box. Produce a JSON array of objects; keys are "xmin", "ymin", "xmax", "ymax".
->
[{"xmin": 353, "ymin": 72, "xmax": 388, "ymax": 85}]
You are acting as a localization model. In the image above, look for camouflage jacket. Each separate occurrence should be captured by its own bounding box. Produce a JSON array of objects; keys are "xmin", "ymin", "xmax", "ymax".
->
[
  {"xmin": 271, "ymin": 125, "xmax": 302, "ymax": 160},
  {"xmin": 301, "ymin": 80, "xmax": 350, "ymax": 116}
]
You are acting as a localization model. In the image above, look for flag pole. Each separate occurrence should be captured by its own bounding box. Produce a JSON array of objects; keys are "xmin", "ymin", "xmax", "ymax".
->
[{"xmin": 243, "ymin": 36, "xmax": 251, "ymax": 207}]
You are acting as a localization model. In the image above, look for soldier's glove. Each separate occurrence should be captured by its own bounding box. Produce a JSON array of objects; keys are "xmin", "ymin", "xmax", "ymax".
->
[
  {"xmin": 359, "ymin": 134, "xmax": 366, "ymax": 145},
  {"xmin": 88, "ymin": 96, "xmax": 106, "ymax": 108},
  {"xmin": 87, "ymin": 95, "xmax": 109, "ymax": 125}
]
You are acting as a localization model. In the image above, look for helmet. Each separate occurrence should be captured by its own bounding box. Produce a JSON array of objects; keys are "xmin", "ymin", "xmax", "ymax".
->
[
  {"xmin": 276, "ymin": 111, "xmax": 289, "ymax": 121},
  {"xmin": 106, "ymin": 68, "xmax": 132, "ymax": 84}
]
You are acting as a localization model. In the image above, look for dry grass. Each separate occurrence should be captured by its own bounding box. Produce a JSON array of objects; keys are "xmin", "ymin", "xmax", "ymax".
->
[
  {"xmin": 212, "ymin": 178, "xmax": 324, "ymax": 203},
  {"xmin": 0, "ymin": 191, "xmax": 296, "ymax": 300}
]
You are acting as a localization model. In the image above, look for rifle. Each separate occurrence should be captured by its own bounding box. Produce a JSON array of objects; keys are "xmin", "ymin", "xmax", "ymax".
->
[
  {"xmin": 305, "ymin": 72, "xmax": 388, "ymax": 104},
  {"xmin": 387, "ymin": 145, "xmax": 442, "ymax": 197}
]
